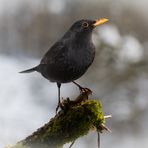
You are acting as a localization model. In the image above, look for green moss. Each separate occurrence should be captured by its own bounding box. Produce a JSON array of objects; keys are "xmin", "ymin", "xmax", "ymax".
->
[{"xmin": 13, "ymin": 100, "xmax": 104, "ymax": 148}]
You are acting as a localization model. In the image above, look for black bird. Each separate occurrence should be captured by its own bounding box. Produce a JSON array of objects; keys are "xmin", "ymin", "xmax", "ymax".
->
[{"xmin": 20, "ymin": 18, "xmax": 108, "ymax": 110}]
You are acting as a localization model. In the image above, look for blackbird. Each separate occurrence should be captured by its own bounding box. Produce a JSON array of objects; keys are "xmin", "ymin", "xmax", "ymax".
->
[{"xmin": 20, "ymin": 18, "xmax": 108, "ymax": 110}]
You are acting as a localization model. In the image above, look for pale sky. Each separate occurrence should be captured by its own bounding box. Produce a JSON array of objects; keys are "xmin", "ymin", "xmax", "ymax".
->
[{"xmin": 0, "ymin": 0, "xmax": 147, "ymax": 14}]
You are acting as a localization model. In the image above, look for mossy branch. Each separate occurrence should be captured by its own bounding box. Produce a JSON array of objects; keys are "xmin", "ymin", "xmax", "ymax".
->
[{"xmin": 7, "ymin": 90, "xmax": 110, "ymax": 148}]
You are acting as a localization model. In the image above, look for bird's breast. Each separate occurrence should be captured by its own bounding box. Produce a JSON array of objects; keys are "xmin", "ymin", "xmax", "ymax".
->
[
  {"xmin": 40, "ymin": 43, "xmax": 95, "ymax": 83},
  {"xmin": 69, "ymin": 43, "xmax": 95, "ymax": 67}
]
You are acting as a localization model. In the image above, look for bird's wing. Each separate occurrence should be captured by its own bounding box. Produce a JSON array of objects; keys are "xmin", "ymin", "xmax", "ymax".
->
[{"xmin": 40, "ymin": 41, "xmax": 68, "ymax": 65}]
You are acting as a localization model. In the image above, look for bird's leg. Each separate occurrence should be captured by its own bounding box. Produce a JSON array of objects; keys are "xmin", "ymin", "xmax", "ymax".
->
[
  {"xmin": 56, "ymin": 83, "xmax": 61, "ymax": 113},
  {"xmin": 72, "ymin": 81, "xmax": 92, "ymax": 98},
  {"xmin": 72, "ymin": 81, "xmax": 84, "ymax": 91}
]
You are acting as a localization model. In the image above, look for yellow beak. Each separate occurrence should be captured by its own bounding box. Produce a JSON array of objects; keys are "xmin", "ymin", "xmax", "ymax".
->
[{"xmin": 93, "ymin": 18, "xmax": 109, "ymax": 27}]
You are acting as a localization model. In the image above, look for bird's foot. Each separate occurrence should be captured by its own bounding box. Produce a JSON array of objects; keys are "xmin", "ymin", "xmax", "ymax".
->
[
  {"xmin": 56, "ymin": 98, "xmax": 64, "ymax": 114},
  {"xmin": 56, "ymin": 102, "xmax": 62, "ymax": 114},
  {"xmin": 56, "ymin": 104, "xmax": 60, "ymax": 114},
  {"xmin": 79, "ymin": 87, "xmax": 92, "ymax": 99},
  {"xmin": 72, "ymin": 81, "xmax": 92, "ymax": 99}
]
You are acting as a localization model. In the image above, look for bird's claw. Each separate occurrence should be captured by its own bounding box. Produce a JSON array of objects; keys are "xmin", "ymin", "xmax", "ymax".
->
[
  {"xmin": 79, "ymin": 87, "xmax": 92, "ymax": 99},
  {"xmin": 56, "ymin": 98, "xmax": 65, "ymax": 114},
  {"xmin": 56, "ymin": 104, "xmax": 60, "ymax": 114}
]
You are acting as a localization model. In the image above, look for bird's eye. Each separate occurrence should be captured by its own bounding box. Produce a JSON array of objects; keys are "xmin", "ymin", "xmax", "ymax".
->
[{"xmin": 82, "ymin": 22, "xmax": 89, "ymax": 28}]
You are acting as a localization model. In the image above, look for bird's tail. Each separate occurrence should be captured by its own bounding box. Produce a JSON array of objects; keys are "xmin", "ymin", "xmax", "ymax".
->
[{"xmin": 19, "ymin": 66, "xmax": 38, "ymax": 73}]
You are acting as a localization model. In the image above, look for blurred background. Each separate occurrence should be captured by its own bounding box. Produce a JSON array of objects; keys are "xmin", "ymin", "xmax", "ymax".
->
[{"xmin": 0, "ymin": 0, "xmax": 148, "ymax": 147}]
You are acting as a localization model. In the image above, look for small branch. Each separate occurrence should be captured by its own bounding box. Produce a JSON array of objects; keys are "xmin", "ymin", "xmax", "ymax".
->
[
  {"xmin": 69, "ymin": 141, "xmax": 75, "ymax": 148},
  {"xmin": 104, "ymin": 115, "xmax": 112, "ymax": 119}
]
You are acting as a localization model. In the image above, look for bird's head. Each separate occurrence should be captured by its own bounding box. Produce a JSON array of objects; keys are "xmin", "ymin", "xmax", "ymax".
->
[{"xmin": 69, "ymin": 18, "xmax": 109, "ymax": 34}]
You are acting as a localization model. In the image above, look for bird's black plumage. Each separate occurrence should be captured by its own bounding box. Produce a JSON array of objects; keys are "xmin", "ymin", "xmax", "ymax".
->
[{"xmin": 20, "ymin": 18, "xmax": 108, "ymax": 110}]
